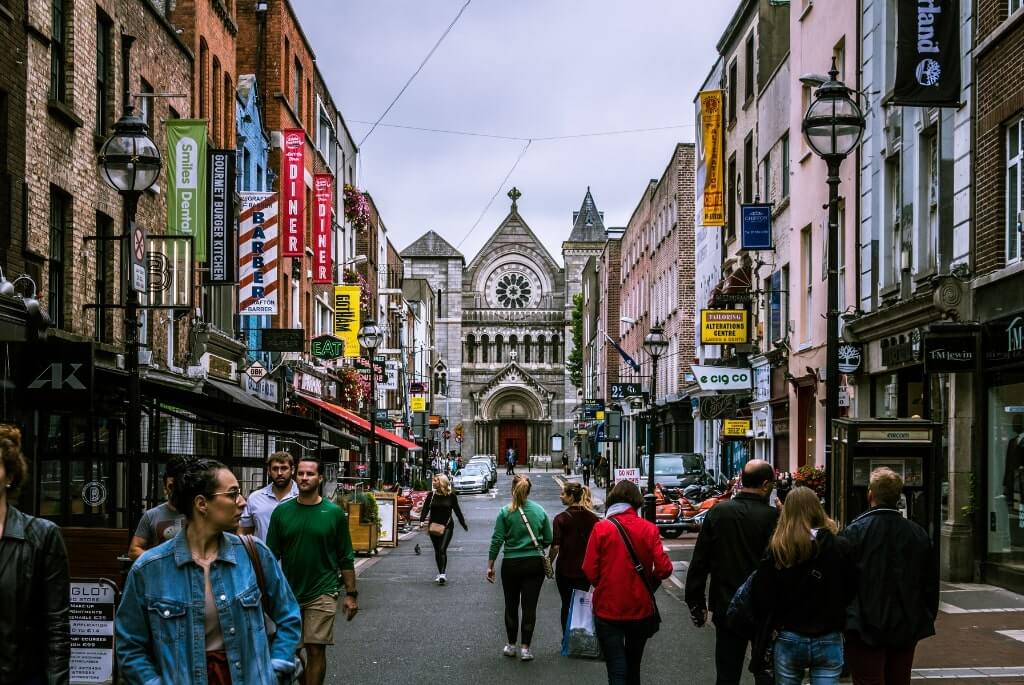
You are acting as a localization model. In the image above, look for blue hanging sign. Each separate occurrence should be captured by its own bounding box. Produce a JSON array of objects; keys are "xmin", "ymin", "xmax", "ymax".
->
[{"xmin": 740, "ymin": 204, "xmax": 773, "ymax": 251}]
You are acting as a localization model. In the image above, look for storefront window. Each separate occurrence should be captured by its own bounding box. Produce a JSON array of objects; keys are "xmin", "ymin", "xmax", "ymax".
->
[{"xmin": 988, "ymin": 379, "xmax": 1024, "ymax": 569}]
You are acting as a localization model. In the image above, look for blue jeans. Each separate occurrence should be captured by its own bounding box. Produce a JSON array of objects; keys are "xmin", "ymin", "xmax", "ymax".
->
[
  {"xmin": 773, "ymin": 630, "xmax": 844, "ymax": 685},
  {"xmin": 595, "ymin": 617, "xmax": 649, "ymax": 685}
]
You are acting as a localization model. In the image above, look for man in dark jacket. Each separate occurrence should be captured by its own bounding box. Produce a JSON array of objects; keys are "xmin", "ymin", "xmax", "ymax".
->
[
  {"xmin": 842, "ymin": 467, "xmax": 938, "ymax": 684},
  {"xmin": 685, "ymin": 459, "xmax": 778, "ymax": 685}
]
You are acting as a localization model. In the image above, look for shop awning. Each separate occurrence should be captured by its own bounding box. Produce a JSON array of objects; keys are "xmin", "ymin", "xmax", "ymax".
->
[{"xmin": 299, "ymin": 395, "xmax": 420, "ymax": 451}]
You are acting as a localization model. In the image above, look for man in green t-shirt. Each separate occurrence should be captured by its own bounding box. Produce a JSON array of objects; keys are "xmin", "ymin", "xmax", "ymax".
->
[{"xmin": 267, "ymin": 457, "xmax": 357, "ymax": 685}]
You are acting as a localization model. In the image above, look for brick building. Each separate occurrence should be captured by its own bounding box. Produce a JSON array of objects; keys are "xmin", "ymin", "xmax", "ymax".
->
[
  {"xmin": 0, "ymin": 0, "xmax": 28, "ymax": 280},
  {"xmin": 972, "ymin": 0, "xmax": 1024, "ymax": 593}
]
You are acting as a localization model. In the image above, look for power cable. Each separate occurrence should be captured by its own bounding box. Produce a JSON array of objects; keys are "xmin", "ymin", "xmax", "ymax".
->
[
  {"xmin": 358, "ymin": 0, "xmax": 473, "ymax": 147},
  {"xmin": 349, "ymin": 120, "xmax": 693, "ymax": 142},
  {"xmin": 455, "ymin": 139, "xmax": 532, "ymax": 249}
]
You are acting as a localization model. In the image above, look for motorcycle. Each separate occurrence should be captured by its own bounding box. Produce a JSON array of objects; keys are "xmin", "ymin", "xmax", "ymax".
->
[{"xmin": 656, "ymin": 480, "xmax": 727, "ymax": 538}]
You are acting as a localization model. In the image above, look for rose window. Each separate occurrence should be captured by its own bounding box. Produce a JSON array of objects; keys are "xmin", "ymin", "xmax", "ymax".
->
[{"xmin": 496, "ymin": 273, "xmax": 532, "ymax": 309}]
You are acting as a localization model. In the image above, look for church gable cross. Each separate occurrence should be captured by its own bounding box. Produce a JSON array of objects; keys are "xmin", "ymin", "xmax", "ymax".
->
[{"xmin": 508, "ymin": 187, "xmax": 522, "ymax": 211}]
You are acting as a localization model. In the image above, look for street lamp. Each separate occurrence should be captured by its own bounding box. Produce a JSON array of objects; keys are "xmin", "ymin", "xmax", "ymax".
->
[
  {"xmin": 98, "ymin": 109, "xmax": 161, "ymax": 533},
  {"xmin": 642, "ymin": 323, "xmax": 669, "ymax": 522},
  {"xmin": 801, "ymin": 58, "xmax": 865, "ymax": 516},
  {"xmin": 358, "ymin": 320, "xmax": 384, "ymax": 486}
]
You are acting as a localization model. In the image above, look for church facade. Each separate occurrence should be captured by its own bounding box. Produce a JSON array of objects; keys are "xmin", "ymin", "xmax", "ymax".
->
[{"xmin": 401, "ymin": 189, "xmax": 603, "ymax": 463}]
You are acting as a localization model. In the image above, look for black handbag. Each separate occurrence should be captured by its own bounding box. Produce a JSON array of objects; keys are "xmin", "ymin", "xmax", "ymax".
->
[{"xmin": 607, "ymin": 517, "xmax": 661, "ymax": 637}]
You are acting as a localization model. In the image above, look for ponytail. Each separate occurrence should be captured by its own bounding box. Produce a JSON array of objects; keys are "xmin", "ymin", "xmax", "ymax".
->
[
  {"xmin": 562, "ymin": 481, "xmax": 595, "ymax": 512},
  {"xmin": 510, "ymin": 475, "xmax": 531, "ymax": 511}
]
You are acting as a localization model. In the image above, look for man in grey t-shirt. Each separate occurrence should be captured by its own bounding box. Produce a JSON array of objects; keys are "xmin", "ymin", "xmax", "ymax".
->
[{"xmin": 128, "ymin": 456, "xmax": 187, "ymax": 560}]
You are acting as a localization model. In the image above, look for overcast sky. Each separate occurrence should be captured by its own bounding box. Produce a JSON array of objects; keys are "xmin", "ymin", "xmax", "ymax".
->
[{"xmin": 290, "ymin": 1, "xmax": 736, "ymax": 265}]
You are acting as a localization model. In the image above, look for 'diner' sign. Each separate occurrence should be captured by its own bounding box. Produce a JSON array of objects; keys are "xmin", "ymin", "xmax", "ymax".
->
[{"xmin": 700, "ymin": 309, "xmax": 750, "ymax": 345}]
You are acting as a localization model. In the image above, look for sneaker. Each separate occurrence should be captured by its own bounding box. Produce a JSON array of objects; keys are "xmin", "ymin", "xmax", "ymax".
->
[
  {"xmin": 502, "ymin": 643, "xmax": 517, "ymax": 657},
  {"xmin": 438, "ymin": 573, "xmax": 447, "ymax": 585},
  {"xmin": 519, "ymin": 647, "xmax": 534, "ymax": 661},
  {"xmin": 434, "ymin": 574, "xmax": 442, "ymax": 583}
]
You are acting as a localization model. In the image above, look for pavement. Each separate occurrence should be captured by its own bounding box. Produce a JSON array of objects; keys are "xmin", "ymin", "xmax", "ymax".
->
[{"xmin": 329, "ymin": 468, "xmax": 1024, "ymax": 683}]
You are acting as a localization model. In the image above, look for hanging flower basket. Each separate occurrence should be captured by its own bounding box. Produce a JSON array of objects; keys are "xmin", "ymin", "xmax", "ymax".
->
[
  {"xmin": 793, "ymin": 464, "xmax": 827, "ymax": 500},
  {"xmin": 336, "ymin": 365, "xmax": 368, "ymax": 410},
  {"xmin": 343, "ymin": 184, "xmax": 371, "ymax": 231},
  {"xmin": 342, "ymin": 269, "xmax": 372, "ymax": 312}
]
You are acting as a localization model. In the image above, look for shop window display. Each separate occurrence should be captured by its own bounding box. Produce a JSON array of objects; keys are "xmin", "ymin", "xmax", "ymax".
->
[{"xmin": 989, "ymin": 383, "xmax": 1024, "ymax": 566}]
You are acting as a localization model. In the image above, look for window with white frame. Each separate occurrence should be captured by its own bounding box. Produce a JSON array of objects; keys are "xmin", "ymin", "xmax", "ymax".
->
[
  {"xmin": 802, "ymin": 226, "xmax": 813, "ymax": 342},
  {"xmin": 1012, "ymin": 0, "xmax": 1023, "ymax": 15},
  {"xmin": 884, "ymin": 153, "xmax": 902, "ymax": 285},
  {"xmin": 1007, "ymin": 115, "xmax": 1023, "ymax": 265}
]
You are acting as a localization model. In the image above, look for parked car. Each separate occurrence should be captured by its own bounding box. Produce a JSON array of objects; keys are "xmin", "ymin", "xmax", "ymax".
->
[
  {"xmin": 468, "ymin": 456, "xmax": 497, "ymax": 486},
  {"xmin": 453, "ymin": 464, "xmax": 490, "ymax": 494}
]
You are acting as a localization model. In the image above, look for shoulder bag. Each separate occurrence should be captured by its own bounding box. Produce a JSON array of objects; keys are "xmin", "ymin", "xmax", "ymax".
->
[
  {"xmin": 426, "ymin": 494, "xmax": 451, "ymax": 536},
  {"xmin": 241, "ymin": 535, "xmax": 304, "ymax": 684},
  {"xmin": 607, "ymin": 517, "xmax": 661, "ymax": 637},
  {"xmin": 517, "ymin": 507, "xmax": 554, "ymax": 579}
]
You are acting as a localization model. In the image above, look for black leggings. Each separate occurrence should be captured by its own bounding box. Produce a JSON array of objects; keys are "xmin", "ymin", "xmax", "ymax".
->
[
  {"xmin": 501, "ymin": 557, "xmax": 545, "ymax": 645},
  {"xmin": 428, "ymin": 524, "xmax": 453, "ymax": 573},
  {"xmin": 556, "ymin": 573, "xmax": 591, "ymax": 636}
]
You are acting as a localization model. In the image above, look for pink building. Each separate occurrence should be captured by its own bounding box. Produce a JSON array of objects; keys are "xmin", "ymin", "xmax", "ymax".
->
[{"xmin": 786, "ymin": 0, "xmax": 860, "ymax": 470}]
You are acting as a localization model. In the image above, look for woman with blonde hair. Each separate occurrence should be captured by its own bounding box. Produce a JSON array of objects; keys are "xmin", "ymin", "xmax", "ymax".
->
[
  {"xmin": 420, "ymin": 473, "xmax": 468, "ymax": 585},
  {"xmin": 487, "ymin": 475, "xmax": 552, "ymax": 661},
  {"xmin": 749, "ymin": 486, "xmax": 857, "ymax": 684},
  {"xmin": 550, "ymin": 481, "xmax": 600, "ymax": 639}
]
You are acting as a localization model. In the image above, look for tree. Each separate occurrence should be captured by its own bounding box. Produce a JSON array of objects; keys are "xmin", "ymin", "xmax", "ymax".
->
[{"xmin": 567, "ymin": 292, "xmax": 584, "ymax": 388}]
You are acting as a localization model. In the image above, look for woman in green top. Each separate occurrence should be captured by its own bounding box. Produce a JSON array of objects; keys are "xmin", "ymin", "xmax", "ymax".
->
[{"xmin": 487, "ymin": 475, "xmax": 553, "ymax": 661}]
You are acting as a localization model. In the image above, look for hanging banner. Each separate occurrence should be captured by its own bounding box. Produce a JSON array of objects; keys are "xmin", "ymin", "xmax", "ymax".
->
[
  {"xmin": 239, "ymin": 192, "xmax": 278, "ymax": 315},
  {"xmin": 205, "ymin": 149, "xmax": 236, "ymax": 284},
  {"xmin": 313, "ymin": 174, "xmax": 333, "ymax": 284},
  {"xmin": 892, "ymin": 0, "xmax": 961, "ymax": 107},
  {"xmin": 166, "ymin": 119, "xmax": 208, "ymax": 260},
  {"xmin": 333, "ymin": 285, "xmax": 360, "ymax": 357},
  {"xmin": 740, "ymin": 203, "xmax": 773, "ymax": 250},
  {"xmin": 699, "ymin": 90, "xmax": 725, "ymax": 226},
  {"xmin": 280, "ymin": 128, "xmax": 305, "ymax": 257}
]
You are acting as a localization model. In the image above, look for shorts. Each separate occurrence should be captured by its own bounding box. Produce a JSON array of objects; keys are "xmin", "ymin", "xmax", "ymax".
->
[{"xmin": 299, "ymin": 593, "xmax": 339, "ymax": 646}]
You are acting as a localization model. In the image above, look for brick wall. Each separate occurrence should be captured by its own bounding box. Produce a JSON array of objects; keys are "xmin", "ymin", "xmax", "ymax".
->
[
  {"xmin": 975, "ymin": 7, "xmax": 1024, "ymax": 276},
  {"xmin": 0, "ymin": 0, "xmax": 28, "ymax": 277},
  {"xmin": 675, "ymin": 144, "xmax": 696, "ymax": 384},
  {"xmin": 599, "ymin": 237, "xmax": 622, "ymax": 398},
  {"xmin": 23, "ymin": 0, "xmax": 191, "ymax": 349},
  {"xmin": 620, "ymin": 182, "xmax": 654, "ymax": 382}
]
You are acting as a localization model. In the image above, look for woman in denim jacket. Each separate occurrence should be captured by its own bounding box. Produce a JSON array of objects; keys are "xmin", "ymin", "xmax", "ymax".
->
[{"xmin": 116, "ymin": 459, "xmax": 302, "ymax": 684}]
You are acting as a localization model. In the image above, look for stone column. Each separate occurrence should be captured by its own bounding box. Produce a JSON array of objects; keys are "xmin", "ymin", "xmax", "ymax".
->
[{"xmin": 941, "ymin": 372, "xmax": 975, "ymax": 581}]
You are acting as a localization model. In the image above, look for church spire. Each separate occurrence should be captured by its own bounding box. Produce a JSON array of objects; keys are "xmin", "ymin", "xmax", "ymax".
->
[{"xmin": 568, "ymin": 186, "xmax": 606, "ymax": 242}]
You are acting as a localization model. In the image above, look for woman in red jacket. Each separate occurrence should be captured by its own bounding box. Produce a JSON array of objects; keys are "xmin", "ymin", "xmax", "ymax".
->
[{"xmin": 583, "ymin": 481, "xmax": 672, "ymax": 685}]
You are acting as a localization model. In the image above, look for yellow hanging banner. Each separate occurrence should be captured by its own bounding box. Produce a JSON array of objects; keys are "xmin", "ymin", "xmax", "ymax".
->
[
  {"xmin": 411, "ymin": 396, "xmax": 426, "ymax": 412},
  {"xmin": 723, "ymin": 419, "xmax": 751, "ymax": 437},
  {"xmin": 332, "ymin": 285, "xmax": 361, "ymax": 357},
  {"xmin": 699, "ymin": 90, "xmax": 725, "ymax": 227}
]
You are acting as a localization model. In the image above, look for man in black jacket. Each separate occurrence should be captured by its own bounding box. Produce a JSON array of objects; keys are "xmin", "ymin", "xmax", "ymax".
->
[
  {"xmin": 842, "ymin": 467, "xmax": 938, "ymax": 685},
  {"xmin": 685, "ymin": 459, "xmax": 778, "ymax": 685}
]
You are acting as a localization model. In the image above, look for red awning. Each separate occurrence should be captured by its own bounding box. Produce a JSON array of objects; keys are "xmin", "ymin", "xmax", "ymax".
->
[{"xmin": 300, "ymin": 395, "xmax": 420, "ymax": 451}]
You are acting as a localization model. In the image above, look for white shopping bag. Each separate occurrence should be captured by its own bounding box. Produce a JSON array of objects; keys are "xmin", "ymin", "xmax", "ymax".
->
[{"xmin": 562, "ymin": 588, "xmax": 602, "ymax": 659}]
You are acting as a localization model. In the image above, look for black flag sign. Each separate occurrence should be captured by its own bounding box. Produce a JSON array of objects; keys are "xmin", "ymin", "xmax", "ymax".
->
[{"xmin": 893, "ymin": 0, "xmax": 961, "ymax": 108}]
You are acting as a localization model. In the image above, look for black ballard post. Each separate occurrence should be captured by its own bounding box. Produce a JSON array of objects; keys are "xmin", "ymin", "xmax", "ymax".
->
[
  {"xmin": 98, "ymin": 91, "xmax": 162, "ymax": 532},
  {"xmin": 801, "ymin": 59, "xmax": 865, "ymax": 515},
  {"xmin": 358, "ymin": 321, "xmax": 384, "ymax": 486}
]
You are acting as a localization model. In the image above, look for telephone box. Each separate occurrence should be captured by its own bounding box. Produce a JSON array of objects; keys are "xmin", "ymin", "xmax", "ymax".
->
[{"xmin": 832, "ymin": 418, "xmax": 942, "ymax": 547}]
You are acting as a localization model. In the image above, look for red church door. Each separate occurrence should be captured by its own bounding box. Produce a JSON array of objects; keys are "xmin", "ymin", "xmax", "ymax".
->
[{"xmin": 498, "ymin": 421, "xmax": 527, "ymax": 464}]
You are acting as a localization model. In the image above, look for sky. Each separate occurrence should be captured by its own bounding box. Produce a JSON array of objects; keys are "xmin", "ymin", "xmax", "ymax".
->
[{"xmin": 290, "ymin": 1, "xmax": 737, "ymax": 265}]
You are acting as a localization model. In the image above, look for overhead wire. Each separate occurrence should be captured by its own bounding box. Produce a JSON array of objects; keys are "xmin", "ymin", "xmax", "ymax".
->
[
  {"xmin": 455, "ymin": 139, "xmax": 532, "ymax": 249},
  {"xmin": 358, "ymin": 0, "xmax": 473, "ymax": 147},
  {"xmin": 349, "ymin": 120, "xmax": 694, "ymax": 142}
]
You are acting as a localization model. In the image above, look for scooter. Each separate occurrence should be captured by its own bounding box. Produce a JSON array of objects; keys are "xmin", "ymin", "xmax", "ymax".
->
[{"xmin": 656, "ymin": 481, "xmax": 726, "ymax": 537}]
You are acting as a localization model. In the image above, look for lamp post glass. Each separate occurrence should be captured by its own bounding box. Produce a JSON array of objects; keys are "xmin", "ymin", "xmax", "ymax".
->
[
  {"xmin": 97, "ymin": 109, "xmax": 161, "ymax": 533},
  {"xmin": 801, "ymin": 61, "xmax": 865, "ymax": 516},
  {"xmin": 642, "ymin": 324, "xmax": 669, "ymax": 522}
]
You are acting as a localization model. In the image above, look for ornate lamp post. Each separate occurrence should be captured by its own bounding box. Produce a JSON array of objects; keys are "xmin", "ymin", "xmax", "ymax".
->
[
  {"xmin": 358, "ymin": 320, "xmax": 384, "ymax": 486},
  {"xmin": 801, "ymin": 59, "xmax": 865, "ymax": 515},
  {"xmin": 642, "ymin": 323, "xmax": 669, "ymax": 522},
  {"xmin": 98, "ymin": 109, "xmax": 161, "ymax": 532}
]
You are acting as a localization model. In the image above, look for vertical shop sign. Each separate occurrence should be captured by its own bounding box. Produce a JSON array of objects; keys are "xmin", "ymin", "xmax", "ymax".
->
[
  {"xmin": 699, "ymin": 90, "xmax": 725, "ymax": 226},
  {"xmin": 238, "ymin": 192, "xmax": 278, "ymax": 315},
  {"xmin": 166, "ymin": 120, "xmax": 208, "ymax": 260},
  {"xmin": 893, "ymin": 0, "xmax": 961, "ymax": 107},
  {"xmin": 205, "ymin": 149, "xmax": 236, "ymax": 284},
  {"xmin": 313, "ymin": 174, "xmax": 333, "ymax": 284},
  {"xmin": 280, "ymin": 128, "xmax": 305, "ymax": 257},
  {"xmin": 333, "ymin": 284, "xmax": 361, "ymax": 357}
]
